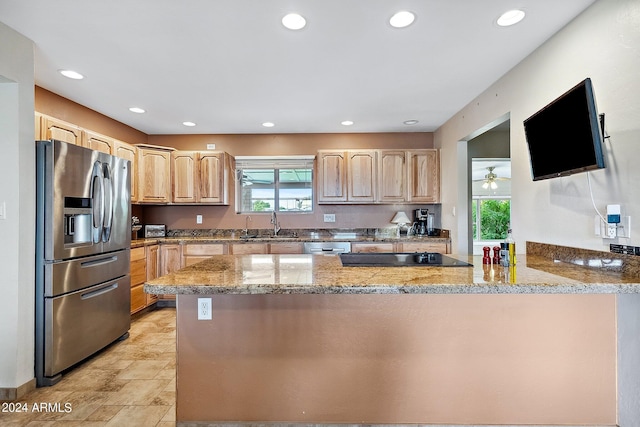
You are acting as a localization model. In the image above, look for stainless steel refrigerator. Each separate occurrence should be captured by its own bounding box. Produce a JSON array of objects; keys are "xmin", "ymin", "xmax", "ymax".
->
[{"xmin": 35, "ymin": 139, "xmax": 131, "ymax": 386}]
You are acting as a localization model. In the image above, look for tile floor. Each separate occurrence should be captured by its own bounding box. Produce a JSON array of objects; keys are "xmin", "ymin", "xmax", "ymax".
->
[{"xmin": 0, "ymin": 307, "xmax": 176, "ymax": 427}]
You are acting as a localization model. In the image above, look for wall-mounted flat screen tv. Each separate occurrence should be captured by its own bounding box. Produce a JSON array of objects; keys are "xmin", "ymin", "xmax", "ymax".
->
[{"xmin": 523, "ymin": 78, "xmax": 605, "ymax": 181}]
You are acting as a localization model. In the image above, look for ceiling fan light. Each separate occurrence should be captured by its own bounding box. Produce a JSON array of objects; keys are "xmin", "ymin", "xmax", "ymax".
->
[{"xmin": 490, "ymin": 181, "xmax": 498, "ymax": 190}]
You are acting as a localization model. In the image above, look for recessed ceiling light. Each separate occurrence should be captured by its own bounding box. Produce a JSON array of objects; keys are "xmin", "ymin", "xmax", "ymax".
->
[
  {"xmin": 497, "ymin": 9, "xmax": 525, "ymax": 27},
  {"xmin": 389, "ymin": 11, "xmax": 415, "ymax": 28},
  {"xmin": 262, "ymin": 122, "xmax": 275, "ymax": 128},
  {"xmin": 59, "ymin": 69, "xmax": 84, "ymax": 80},
  {"xmin": 403, "ymin": 119, "xmax": 419, "ymax": 125},
  {"xmin": 182, "ymin": 121, "xmax": 196, "ymax": 127},
  {"xmin": 282, "ymin": 13, "xmax": 306, "ymax": 30},
  {"xmin": 129, "ymin": 107, "xmax": 146, "ymax": 114},
  {"xmin": 341, "ymin": 120, "xmax": 354, "ymax": 126}
]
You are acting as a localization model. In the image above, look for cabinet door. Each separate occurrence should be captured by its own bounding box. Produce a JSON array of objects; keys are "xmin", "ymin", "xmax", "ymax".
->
[
  {"xmin": 145, "ymin": 245, "xmax": 159, "ymax": 306},
  {"xmin": 347, "ymin": 150, "xmax": 376, "ymax": 202},
  {"xmin": 408, "ymin": 150, "xmax": 440, "ymax": 203},
  {"xmin": 159, "ymin": 244, "xmax": 183, "ymax": 301},
  {"xmin": 183, "ymin": 243, "xmax": 225, "ymax": 266},
  {"xmin": 113, "ymin": 140, "xmax": 138, "ymax": 202},
  {"xmin": 42, "ymin": 115, "xmax": 83, "ymax": 146},
  {"xmin": 35, "ymin": 113, "xmax": 42, "ymax": 140},
  {"xmin": 172, "ymin": 151, "xmax": 198, "ymax": 203},
  {"xmin": 378, "ymin": 150, "xmax": 407, "ymax": 203},
  {"xmin": 198, "ymin": 152, "xmax": 227, "ymax": 204},
  {"xmin": 137, "ymin": 148, "xmax": 172, "ymax": 203},
  {"xmin": 229, "ymin": 243, "xmax": 268, "ymax": 254},
  {"xmin": 317, "ymin": 151, "xmax": 347, "ymax": 203},
  {"xmin": 84, "ymin": 131, "xmax": 114, "ymax": 154},
  {"xmin": 130, "ymin": 247, "xmax": 147, "ymax": 314}
]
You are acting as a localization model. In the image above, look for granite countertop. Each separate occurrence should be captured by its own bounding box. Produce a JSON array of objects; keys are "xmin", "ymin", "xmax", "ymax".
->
[
  {"xmin": 131, "ymin": 229, "xmax": 451, "ymax": 248},
  {"xmin": 144, "ymin": 250, "xmax": 640, "ymax": 295}
]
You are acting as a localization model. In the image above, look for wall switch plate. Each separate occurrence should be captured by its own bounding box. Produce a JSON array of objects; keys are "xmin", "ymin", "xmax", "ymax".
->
[
  {"xmin": 617, "ymin": 216, "xmax": 631, "ymax": 239},
  {"xmin": 0, "ymin": 201, "xmax": 5, "ymax": 220},
  {"xmin": 197, "ymin": 298, "xmax": 212, "ymax": 320},
  {"xmin": 206, "ymin": 143, "xmax": 216, "ymax": 150},
  {"xmin": 323, "ymin": 214, "xmax": 336, "ymax": 223},
  {"xmin": 196, "ymin": 214, "xmax": 203, "ymax": 224}
]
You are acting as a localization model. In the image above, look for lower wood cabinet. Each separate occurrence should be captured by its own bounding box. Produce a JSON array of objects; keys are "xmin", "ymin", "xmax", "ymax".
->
[
  {"xmin": 398, "ymin": 241, "xmax": 450, "ymax": 254},
  {"xmin": 145, "ymin": 245, "xmax": 159, "ymax": 306},
  {"xmin": 229, "ymin": 243, "xmax": 268, "ymax": 255},
  {"xmin": 159, "ymin": 244, "xmax": 184, "ymax": 301},
  {"xmin": 183, "ymin": 243, "xmax": 225, "ymax": 266},
  {"xmin": 351, "ymin": 242, "xmax": 394, "ymax": 253},
  {"xmin": 130, "ymin": 247, "xmax": 147, "ymax": 314},
  {"xmin": 269, "ymin": 242, "xmax": 303, "ymax": 254}
]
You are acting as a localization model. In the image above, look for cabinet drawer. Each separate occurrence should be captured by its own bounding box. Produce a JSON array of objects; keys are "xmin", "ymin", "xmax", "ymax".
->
[
  {"xmin": 269, "ymin": 242, "xmax": 303, "ymax": 254},
  {"xmin": 130, "ymin": 284, "xmax": 146, "ymax": 314},
  {"xmin": 183, "ymin": 244, "xmax": 225, "ymax": 256},
  {"xmin": 131, "ymin": 258, "xmax": 146, "ymax": 286},
  {"xmin": 351, "ymin": 243, "xmax": 394, "ymax": 253},
  {"xmin": 399, "ymin": 242, "xmax": 449, "ymax": 254},
  {"xmin": 229, "ymin": 243, "xmax": 268, "ymax": 254},
  {"xmin": 131, "ymin": 246, "xmax": 146, "ymax": 261}
]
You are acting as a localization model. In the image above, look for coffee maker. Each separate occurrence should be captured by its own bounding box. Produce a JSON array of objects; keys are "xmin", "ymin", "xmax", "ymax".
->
[{"xmin": 414, "ymin": 208, "xmax": 435, "ymax": 236}]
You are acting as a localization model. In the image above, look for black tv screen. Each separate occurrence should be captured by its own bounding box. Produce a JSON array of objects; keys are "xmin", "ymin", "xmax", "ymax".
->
[{"xmin": 523, "ymin": 78, "xmax": 605, "ymax": 181}]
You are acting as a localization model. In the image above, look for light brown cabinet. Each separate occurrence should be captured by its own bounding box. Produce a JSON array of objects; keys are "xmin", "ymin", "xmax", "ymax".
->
[
  {"xmin": 130, "ymin": 247, "xmax": 147, "ymax": 314},
  {"xmin": 229, "ymin": 243, "xmax": 268, "ymax": 255},
  {"xmin": 183, "ymin": 243, "xmax": 225, "ymax": 266},
  {"xmin": 136, "ymin": 144, "xmax": 174, "ymax": 203},
  {"xmin": 40, "ymin": 115, "xmax": 83, "ymax": 146},
  {"xmin": 113, "ymin": 140, "xmax": 138, "ymax": 202},
  {"xmin": 351, "ymin": 242, "xmax": 395, "ymax": 253},
  {"xmin": 318, "ymin": 149, "xmax": 439, "ymax": 204},
  {"xmin": 269, "ymin": 242, "xmax": 304, "ymax": 254},
  {"xmin": 159, "ymin": 244, "xmax": 184, "ymax": 302},
  {"xmin": 378, "ymin": 150, "xmax": 407, "ymax": 203},
  {"xmin": 408, "ymin": 149, "xmax": 440, "ymax": 203},
  {"xmin": 317, "ymin": 150, "xmax": 376, "ymax": 203},
  {"xmin": 398, "ymin": 241, "xmax": 450, "ymax": 254},
  {"xmin": 145, "ymin": 245, "xmax": 159, "ymax": 306},
  {"xmin": 171, "ymin": 151, "xmax": 230, "ymax": 205},
  {"xmin": 84, "ymin": 130, "xmax": 113, "ymax": 154}
]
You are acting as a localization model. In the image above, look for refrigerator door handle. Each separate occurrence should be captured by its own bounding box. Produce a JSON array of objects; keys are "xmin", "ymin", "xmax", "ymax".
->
[
  {"xmin": 81, "ymin": 282, "xmax": 119, "ymax": 300},
  {"xmin": 91, "ymin": 161, "xmax": 104, "ymax": 243},
  {"xmin": 80, "ymin": 255, "xmax": 119, "ymax": 268},
  {"xmin": 102, "ymin": 162, "xmax": 114, "ymax": 243}
]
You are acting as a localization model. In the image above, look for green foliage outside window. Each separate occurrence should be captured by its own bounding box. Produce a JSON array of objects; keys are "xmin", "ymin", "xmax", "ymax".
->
[{"xmin": 472, "ymin": 199, "xmax": 511, "ymax": 240}]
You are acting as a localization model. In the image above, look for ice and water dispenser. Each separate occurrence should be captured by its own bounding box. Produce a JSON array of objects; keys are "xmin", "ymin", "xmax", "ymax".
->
[{"xmin": 63, "ymin": 197, "xmax": 92, "ymax": 245}]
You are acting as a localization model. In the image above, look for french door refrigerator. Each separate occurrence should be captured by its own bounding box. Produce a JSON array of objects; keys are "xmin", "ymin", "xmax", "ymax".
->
[{"xmin": 35, "ymin": 139, "xmax": 131, "ymax": 386}]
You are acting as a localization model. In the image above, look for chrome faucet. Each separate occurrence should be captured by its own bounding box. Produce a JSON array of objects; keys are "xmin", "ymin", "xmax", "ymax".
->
[
  {"xmin": 243, "ymin": 215, "xmax": 251, "ymax": 237},
  {"xmin": 270, "ymin": 211, "xmax": 281, "ymax": 236}
]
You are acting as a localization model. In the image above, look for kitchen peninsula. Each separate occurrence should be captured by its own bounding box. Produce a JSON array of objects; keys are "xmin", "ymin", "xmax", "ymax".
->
[{"xmin": 145, "ymin": 242, "xmax": 640, "ymax": 426}]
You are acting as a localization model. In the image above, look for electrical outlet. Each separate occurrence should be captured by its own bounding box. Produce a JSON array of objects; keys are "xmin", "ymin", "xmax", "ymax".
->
[
  {"xmin": 323, "ymin": 214, "xmax": 336, "ymax": 223},
  {"xmin": 196, "ymin": 214, "xmax": 203, "ymax": 224},
  {"xmin": 607, "ymin": 223, "xmax": 617, "ymax": 239},
  {"xmin": 197, "ymin": 298, "xmax": 212, "ymax": 320},
  {"xmin": 206, "ymin": 143, "xmax": 216, "ymax": 150}
]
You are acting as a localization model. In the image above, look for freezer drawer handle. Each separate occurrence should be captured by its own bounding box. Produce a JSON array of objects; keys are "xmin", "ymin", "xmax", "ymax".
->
[
  {"xmin": 81, "ymin": 283, "xmax": 119, "ymax": 300},
  {"xmin": 80, "ymin": 255, "xmax": 118, "ymax": 268}
]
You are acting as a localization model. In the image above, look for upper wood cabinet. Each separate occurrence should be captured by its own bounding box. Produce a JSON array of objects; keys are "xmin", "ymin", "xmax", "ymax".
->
[
  {"xmin": 40, "ymin": 115, "xmax": 83, "ymax": 146},
  {"xmin": 113, "ymin": 140, "xmax": 138, "ymax": 202},
  {"xmin": 317, "ymin": 150, "xmax": 376, "ymax": 204},
  {"xmin": 84, "ymin": 130, "xmax": 114, "ymax": 154},
  {"xmin": 171, "ymin": 151, "xmax": 230, "ymax": 205},
  {"xmin": 408, "ymin": 149, "xmax": 440, "ymax": 203},
  {"xmin": 136, "ymin": 144, "xmax": 174, "ymax": 204},
  {"xmin": 318, "ymin": 148, "xmax": 439, "ymax": 204},
  {"xmin": 378, "ymin": 150, "xmax": 407, "ymax": 203}
]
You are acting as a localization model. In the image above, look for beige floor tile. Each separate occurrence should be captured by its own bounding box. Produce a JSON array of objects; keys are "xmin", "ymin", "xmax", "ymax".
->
[{"xmin": 4, "ymin": 307, "xmax": 177, "ymax": 427}]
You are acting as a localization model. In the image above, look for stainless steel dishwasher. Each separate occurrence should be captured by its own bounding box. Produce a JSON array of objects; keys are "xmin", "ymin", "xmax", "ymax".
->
[{"xmin": 303, "ymin": 241, "xmax": 351, "ymax": 254}]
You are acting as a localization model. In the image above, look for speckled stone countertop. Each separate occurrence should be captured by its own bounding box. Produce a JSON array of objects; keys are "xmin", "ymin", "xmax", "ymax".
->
[
  {"xmin": 131, "ymin": 228, "xmax": 451, "ymax": 248},
  {"xmin": 144, "ymin": 242, "xmax": 640, "ymax": 295}
]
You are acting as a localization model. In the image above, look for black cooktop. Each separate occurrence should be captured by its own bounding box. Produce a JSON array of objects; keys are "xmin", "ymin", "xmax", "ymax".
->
[{"xmin": 339, "ymin": 252, "xmax": 472, "ymax": 267}]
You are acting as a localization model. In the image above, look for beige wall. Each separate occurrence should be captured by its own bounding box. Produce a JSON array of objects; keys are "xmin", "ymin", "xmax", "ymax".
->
[
  {"xmin": 177, "ymin": 293, "xmax": 616, "ymax": 424},
  {"xmin": 436, "ymin": 0, "xmax": 640, "ymax": 254}
]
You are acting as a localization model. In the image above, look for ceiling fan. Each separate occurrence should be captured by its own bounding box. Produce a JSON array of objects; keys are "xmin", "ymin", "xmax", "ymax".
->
[{"xmin": 474, "ymin": 166, "xmax": 509, "ymax": 190}]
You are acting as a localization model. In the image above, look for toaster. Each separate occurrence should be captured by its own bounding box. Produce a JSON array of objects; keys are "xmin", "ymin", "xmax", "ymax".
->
[{"xmin": 144, "ymin": 224, "xmax": 166, "ymax": 238}]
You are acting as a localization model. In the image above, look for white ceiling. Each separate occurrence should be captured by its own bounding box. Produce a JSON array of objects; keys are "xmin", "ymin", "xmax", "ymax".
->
[{"xmin": 0, "ymin": 0, "xmax": 596, "ymax": 135}]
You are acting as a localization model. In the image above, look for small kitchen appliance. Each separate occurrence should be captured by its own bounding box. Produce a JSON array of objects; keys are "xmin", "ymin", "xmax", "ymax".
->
[
  {"xmin": 144, "ymin": 224, "xmax": 166, "ymax": 238},
  {"xmin": 414, "ymin": 208, "xmax": 436, "ymax": 236}
]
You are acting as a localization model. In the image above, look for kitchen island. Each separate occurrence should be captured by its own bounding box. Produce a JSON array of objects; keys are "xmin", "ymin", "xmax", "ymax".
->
[{"xmin": 145, "ymin": 242, "xmax": 640, "ymax": 426}]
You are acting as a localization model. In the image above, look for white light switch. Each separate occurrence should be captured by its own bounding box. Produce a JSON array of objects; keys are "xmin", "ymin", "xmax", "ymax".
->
[
  {"xmin": 0, "ymin": 201, "xmax": 6, "ymax": 220},
  {"xmin": 323, "ymin": 214, "xmax": 336, "ymax": 223},
  {"xmin": 206, "ymin": 143, "xmax": 216, "ymax": 150},
  {"xmin": 196, "ymin": 214, "xmax": 203, "ymax": 224}
]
